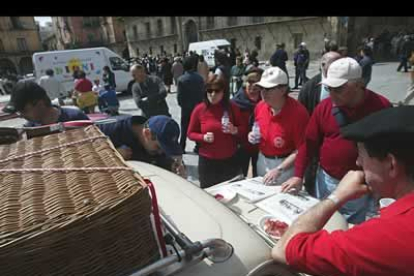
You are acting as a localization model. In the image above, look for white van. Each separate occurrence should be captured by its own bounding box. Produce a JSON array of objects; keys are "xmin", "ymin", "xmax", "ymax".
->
[
  {"xmin": 188, "ymin": 39, "xmax": 231, "ymax": 68},
  {"xmin": 33, "ymin": 47, "xmax": 132, "ymax": 94}
]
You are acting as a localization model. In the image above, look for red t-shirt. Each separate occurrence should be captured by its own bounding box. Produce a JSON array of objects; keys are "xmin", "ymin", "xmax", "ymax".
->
[
  {"xmin": 286, "ymin": 192, "xmax": 414, "ymax": 276},
  {"xmin": 74, "ymin": 78, "xmax": 93, "ymax": 93},
  {"xmin": 254, "ymin": 97, "xmax": 309, "ymax": 157},
  {"xmin": 187, "ymin": 101, "xmax": 246, "ymax": 160},
  {"xmin": 294, "ymin": 89, "xmax": 391, "ymax": 179}
]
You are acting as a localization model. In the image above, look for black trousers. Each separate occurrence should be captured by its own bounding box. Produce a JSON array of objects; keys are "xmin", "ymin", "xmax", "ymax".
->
[
  {"xmin": 198, "ymin": 154, "xmax": 242, "ymax": 189},
  {"xmin": 237, "ymin": 147, "xmax": 258, "ymax": 177},
  {"xmin": 295, "ymin": 66, "xmax": 308, "ymax": 87},
  {"xmin": 397, "ymin": 56, "xmax": 408, "ymax": 72},
  {"xmin": 179, "ymin": 108, "xmax": 193, "ymax": 151}
]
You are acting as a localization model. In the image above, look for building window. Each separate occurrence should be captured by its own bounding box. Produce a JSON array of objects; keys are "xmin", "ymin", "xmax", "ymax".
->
[
  {"xmin": 83, "ymin": 17, "xmax": 99, "ymax": 27},
  {"xmin": 174, "ymin": 44, "xmax": 177, "ymax": 54},
  {"xmin": 149, "ymin": 46, "xmax": 153, "ymax": 55},
  {"xmin": 17, "ymin": 38, "xmax": 28, "ymax": 52},
  {"xmin": 0, "ymin": 39, "xmax": 4, "ymax": 52},
  {"xmin": 133, "ymin": 25, "xmax": 138, "ymax": 40},
  {"xmin": 254, "ymin": 36, "xmax": 262, "ymax": 50},
  {"xmin": 157, "ymin": 19, "xmax": 163, "ymax": 37},
  {"xmin": 227, "ymin": 17, "xmax": 237, "ymax": 27},
  {"xmin": 160, "ymin": 45, "xmax": 164, "ymax": 54},
  {"xmin": 252, "ymin": 17, "xmax": 265, "ymax": 24},
  {"xmin": 145, "ymin": 22, "xmax": 151, "ymax": 38},
  {"xmin": 292, "ymin": 33, "xmax": 303, "ymax": 49},
  {"xmin": 136, "ymin": 48, "xmax": 140, "ymax": 56},
  {"xmin": 10, "ymin": 17, "xmax": 23, "ymax": 29},
  {"xmin": 171, "ymin": 17, "xmax": 176, "ymax": 34},
  {"xmin": 207, "ymin": 17, "xmax": 215, "ymax": 29},
  {"xmin": 87, "ymin": 33, "xmax": 95, "ymax": 43},
  {"xmin": 230, "ymin": 38, "xmax": 237, "ymax": 50}
]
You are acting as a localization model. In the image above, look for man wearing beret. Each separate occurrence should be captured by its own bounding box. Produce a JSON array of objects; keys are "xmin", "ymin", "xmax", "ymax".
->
[
  {"xmin": 282, "ymin": 57, "xmax": 391, "ymax": 224},
  {"xmin": 272, "ymin": 106, "xmax": 414, "ymax": 276}
]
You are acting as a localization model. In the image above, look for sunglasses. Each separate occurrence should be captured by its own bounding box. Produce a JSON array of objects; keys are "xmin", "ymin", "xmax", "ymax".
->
[{"xmin": 206, "ymin": 88, "xmax": 223, "ymax": 94}]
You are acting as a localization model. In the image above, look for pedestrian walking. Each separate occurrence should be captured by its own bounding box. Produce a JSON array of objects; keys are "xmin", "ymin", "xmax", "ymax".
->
[
  {"xmin": 197, "ymin": 55, "xmax": 209, "ymax": 82},
  {"xmin": 177, "ymin": 56, "xmax": 204, "ymax": 152},
  {"xmin": 359, "ymin": 46, "xmax": 375, "ymax": 87},
  {"xmin": 293, "ymin": 43, "xmax": 310, "ymax": 89},
  {"xmin": 230, "ymin": 56, "xmax": 245, "ymax": 96},
  {"xmin": 269, "ymin": 43, "xmax": 288, "ymax": 75},
  {"xmin": 172, "ymin": 57, "xmax": 184, "ymax": 86},
  {"xmin": 38, "ymin": 68, "xmax": 65, "ymax": 102},
  {"xmin": 130, "ymin": 64, "xmax": 170, "ymax": 118},
  {"xmin": 103, "ymin": 66, "xmax": 116, "ymax": 90},
  {"xmin": 159, "ymin": 58, "xmax": 173, "ymax": 93}
]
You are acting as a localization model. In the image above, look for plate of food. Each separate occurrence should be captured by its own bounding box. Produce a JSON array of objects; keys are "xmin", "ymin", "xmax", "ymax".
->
[
  {"xmin": 258, "ymin": 215, "xmax": 290, "ymax": 240},
  {"xmin": 207, "ymin": 188, "xmax": 237, "ymax": 204}
]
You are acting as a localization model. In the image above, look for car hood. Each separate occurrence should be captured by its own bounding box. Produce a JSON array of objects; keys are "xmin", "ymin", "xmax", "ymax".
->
[{"xmin": 127, "ymin": 161, "xmax": 272, "ymax": 276}]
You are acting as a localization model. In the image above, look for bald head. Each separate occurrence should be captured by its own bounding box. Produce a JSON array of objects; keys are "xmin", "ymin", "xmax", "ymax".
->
[
  {"xmin": 130, "ymin": 64, "xmax": 147, "ymax": 83},
  {"xmin": 321, "ymin": 51, "xmax": 342, "ymax": 78}
]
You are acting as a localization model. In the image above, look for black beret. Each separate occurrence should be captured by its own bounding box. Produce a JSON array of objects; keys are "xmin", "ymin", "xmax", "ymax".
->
[{"xmin": 341, "ymin": 106, "xmax": 414, "ymax": 142}]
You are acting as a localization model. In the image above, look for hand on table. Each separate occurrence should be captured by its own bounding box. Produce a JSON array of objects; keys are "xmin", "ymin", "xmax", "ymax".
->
[
  {"xmin": 263, "ymin": 168, "xmax": 282, "ymax": 185},
  {"xmin": 281, "ymin": 177, "xmax": 303, "ymax": 194}
]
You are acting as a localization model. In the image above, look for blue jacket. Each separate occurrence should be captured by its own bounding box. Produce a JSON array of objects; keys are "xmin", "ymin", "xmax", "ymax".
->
[
  {"xmin": 98, "ymin": 115, "xmax": 173, "ymax": 170},
  {"xmin": 24, "ymin": 106, "xmax": 89, "ymax": 127}
]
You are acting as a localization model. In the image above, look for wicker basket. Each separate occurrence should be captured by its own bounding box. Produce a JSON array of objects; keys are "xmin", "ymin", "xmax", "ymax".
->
[{"xmin": 0, "ymin": 125, "xmax": 160, "ymax": 276}]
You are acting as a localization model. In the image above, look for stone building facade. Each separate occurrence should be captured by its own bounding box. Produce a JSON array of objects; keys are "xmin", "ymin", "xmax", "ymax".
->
[
  {"xmin": 125, "ymin": 16, "xmax": 414, "ymax": 62},
  {"xmin": 125, "ymin": 17, "xmax": 334, "ymax": 61},
  {"xmin": 0, "ymin": 17, "xmax": 42, "ymax": 76},
  {"xmin": 52, "ymin": 17, "xmax": 128, "ymax": 57}
]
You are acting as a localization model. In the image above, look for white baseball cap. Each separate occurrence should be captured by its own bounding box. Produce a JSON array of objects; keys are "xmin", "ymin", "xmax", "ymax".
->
[
  {"xmin": 321, "ymin": 57, "xmax": 362, "ymax": 88},
  {"xmin": 255, "ymin": 67, "xmax": 288, "ymax": 88},
  {"xmin": 300, "ymin": 42, "xmax": 306, "ymax": 47}
]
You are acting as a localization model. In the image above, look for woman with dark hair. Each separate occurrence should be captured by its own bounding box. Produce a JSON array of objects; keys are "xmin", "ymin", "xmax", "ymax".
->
[
  {"xmin": 103, "ymin": 66, "xmax": 116, "ymax": 90},
  {"xmin": 187, "ymin": 74, "xmax": 246, "ymax": 188},
  {"xmin": 231, "ymin": 67, "xmax": 263, "ymax": 177}
]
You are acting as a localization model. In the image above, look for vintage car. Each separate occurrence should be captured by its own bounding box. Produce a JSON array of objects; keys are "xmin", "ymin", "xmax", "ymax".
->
[
  {"xmin": 126, "ymin": 160, "xmax": 349, "ymax": 276},
  {"xmin": 0, "ymin": 122, "xmax": 348, "ymax": 276}
]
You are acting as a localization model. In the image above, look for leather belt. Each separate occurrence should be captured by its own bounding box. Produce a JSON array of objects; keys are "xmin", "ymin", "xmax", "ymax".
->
[{"xmin": 262, "ymin": 152, "xmax": 291, "ymax": 159}]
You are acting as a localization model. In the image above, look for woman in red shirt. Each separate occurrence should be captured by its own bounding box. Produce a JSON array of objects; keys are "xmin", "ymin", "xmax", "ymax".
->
[
  {"xmin": 188, "ymin": 74, "xmax": 246, "ymax": 188},
  {"xmin": 73, "ymin": 70, "xmax": 97, "ymax": 114}
]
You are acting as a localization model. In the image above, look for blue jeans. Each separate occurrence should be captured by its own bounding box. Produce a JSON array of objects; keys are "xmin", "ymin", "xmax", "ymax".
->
[{"xmin": 316, "ymin": 167, "xmax": 371, "ymax": 224}]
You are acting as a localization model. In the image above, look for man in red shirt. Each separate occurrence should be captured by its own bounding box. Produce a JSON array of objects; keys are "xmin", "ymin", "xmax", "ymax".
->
[
  {"xmin": 250, "ymin": 67, "xmax": 309, "ymax": 185},
  {"xmin": 272, "ymin": 106, "xmax": 414, "ymax": 276},
  {"xmin": 282, "ymin": 57, "xmax": 391, "ymax": 223}
]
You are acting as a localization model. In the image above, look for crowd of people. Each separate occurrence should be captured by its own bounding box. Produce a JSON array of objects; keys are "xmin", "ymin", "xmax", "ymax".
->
[{"xmin": 3, "ymin": 37, "xmax": 414, "ymax": 276}]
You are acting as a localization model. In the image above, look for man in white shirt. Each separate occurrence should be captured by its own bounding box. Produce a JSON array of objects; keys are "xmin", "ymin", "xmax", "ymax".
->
[{"xmin": 38, "ymin": 69, "xmax": 65, "ymax": 101}]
